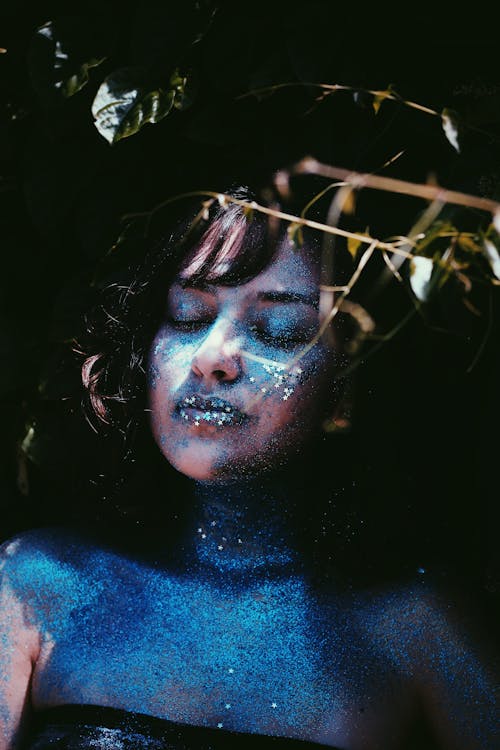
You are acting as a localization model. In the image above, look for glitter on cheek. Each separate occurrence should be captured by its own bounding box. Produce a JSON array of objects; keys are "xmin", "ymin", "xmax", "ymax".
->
[
  {"xmin": 246, "ymin": 358, "xmax": 319, "ymax": 416},
  {"xmin": 149, "ymin": 335, "xmax": 199, "ymax": 398},
  {"xmin": 246, "ymin": 362, "xmax": 299, "ymax": 404}
]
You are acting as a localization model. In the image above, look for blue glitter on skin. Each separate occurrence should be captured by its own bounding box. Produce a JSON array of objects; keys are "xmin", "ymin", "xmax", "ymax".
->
[
  {"xmin": 5, "ymin": 522, "xmax": 497, "ymax": 748},
  {"xmin": 1, "ymin": 238, "xmax": 498, "ymax": 749}
]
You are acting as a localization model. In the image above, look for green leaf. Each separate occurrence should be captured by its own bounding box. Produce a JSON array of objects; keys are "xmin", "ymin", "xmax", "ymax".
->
[
  {"xmin": 457, "ymin": 235, "xmax": 483, "ymax": 255},
  {"xmin": 441, "ymin": 108, "xmax": 461, "ymax": 152},
  {"xmin": 347, "ymin": 228, "xmax": 370, "ymax": 259},
  {"xmin": 339, "ymin": 186, "xmax": 356, "ymax": 215},
  {"xmin": 287, "ymin": 222, "xmax": 304, "ymax": 249},
  {"xmin": 21, "ymin": 425, "xmax": 36, "ymax": 462},
  {"xmin": 347, "ymin": 237, "xmax": 361, "ymax": 258},
  {"xmin": 30, "ymin": 19, "xmax": 109, "ymax": 101},
  {"xmin": 372, "ymin": 88, "xmax": 392, "ymax": 115},
  {"xmin": 169, "ymin": 68, "xmax": 195, "ymax": 111},
  {"xmin": 61, "ymin": 56, "xmax": 106, "ymax": 97},
  {"xmin": 409, "ymin": 255, "xmax": 434, "ymax": 301},
  {"xmin": 242, "ymin": 204, "xmax": 254, "ymax": 221},
  {"xmin": 92, "ymin": 68, "xmax": 180, "ymax": 144},
  {"xmin": 482, "ymin": 238, "xmax": 500, "ymax": 280}
]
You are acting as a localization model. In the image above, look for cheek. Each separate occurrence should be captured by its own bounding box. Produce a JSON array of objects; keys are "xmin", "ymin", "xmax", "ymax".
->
[
  {"xmin": 147, "ymin": 334, "xmax": 196, "ymax": 395},
  {"xmin": 246, "ymin": 355, "xmax": 336, "ymax": 432},
  {"xmin": 147, "ymin": 336, "xmax": 196, "ymax": 447}
]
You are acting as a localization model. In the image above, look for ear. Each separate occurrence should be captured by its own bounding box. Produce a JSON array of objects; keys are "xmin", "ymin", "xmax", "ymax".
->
[{"xmin": 322, "ymin": 374, "xmax": 353, "ymax": 434}]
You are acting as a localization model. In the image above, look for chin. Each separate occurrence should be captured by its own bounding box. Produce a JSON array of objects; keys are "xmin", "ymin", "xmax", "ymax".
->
[
  {"xmin": 159, "ymin": 426, "xmax": 316, "ymax": 484},
  {"xmin": 164, "ymin": 442, "xmax": 231, "ymax": 483},
  {"xmin": 166, "ymin": 446, "xmax": 274, "ymax": 485}
]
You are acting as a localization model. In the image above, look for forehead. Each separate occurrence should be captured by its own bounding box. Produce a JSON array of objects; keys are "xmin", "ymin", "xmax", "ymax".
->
[
  {"xmin": 178, "ymin": 239, "xmax": 320, "ymax": 296},
  {"xmin": 252, "ymin": 241, "xmax": 320, "ymax": 290}
]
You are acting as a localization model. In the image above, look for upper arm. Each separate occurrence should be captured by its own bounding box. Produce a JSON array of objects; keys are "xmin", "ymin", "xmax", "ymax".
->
[
  {"xmin": 0, "ymin": 539, "xmax": 41, "ymax": 750},
  {"xmin": 390, "ymin": 586, "xmax": 498, "ymax": 750},
  {"xmin": 416, "ymin": 597, "xmax": 498, "ymax": 750}
]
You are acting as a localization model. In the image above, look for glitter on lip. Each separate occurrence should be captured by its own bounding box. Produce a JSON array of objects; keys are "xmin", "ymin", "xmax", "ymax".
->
[{"xmin": 176, "ymin": 394, "xmax": 248, "ymax": 427}]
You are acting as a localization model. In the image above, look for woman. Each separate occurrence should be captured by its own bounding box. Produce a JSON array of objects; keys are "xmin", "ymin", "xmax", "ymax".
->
[{"xmin": 0, "ymin": 182, "xmax": 497, "ymax": 749}]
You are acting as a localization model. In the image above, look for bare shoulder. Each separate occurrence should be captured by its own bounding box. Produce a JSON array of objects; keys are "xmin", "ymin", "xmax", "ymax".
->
[
  {"xmin": 354, "ymin": 576, "xmax": 498, "ymax": 750},
  {"xmin": 353, "ymin": 575, "xmax": 496, "ymax": 665},
  {"xmin": 0, "ymin": 528, "xmax": 84, "ymax": 750},
  {"xmin": 365, "ymin": 576, "xmax": 494, "ymax": 650},
  {"xmin": 0, "ymin": 526, "xmax": 108, "ymax": 619},
  {"xmin": 1, "ymin": 525, "xmax": 82, "ymax": 576}
]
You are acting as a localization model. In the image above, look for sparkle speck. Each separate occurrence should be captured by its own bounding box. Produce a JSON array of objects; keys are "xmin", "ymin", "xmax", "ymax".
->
[
  {"xmin": 228, "ymin": 668, "xmax": 234, "ymax": 674},
  {"xmin": 225, "ymin": 703, "xmax": 231, "ymax": 710},
  {"xmin": 201, "ymin": 534, "xmax": 206, "ymax": 540},
  {"xmin": 261, "ymin": 387, "xmax": 267, "ymax": 393},
  {"xmin": 218, "ymin": 545, "xmax": 224, "ymax": 551},
  {"xmin": 249, "ymin": 376, "xmax": 255, "ymax": 382},
  {"xmin": 271, "ymin": 702, "xmax": 278, "ymax": 709},
  {"xmin": 217, "ymin": 722, "xmax": 224, "ymax": 729}
]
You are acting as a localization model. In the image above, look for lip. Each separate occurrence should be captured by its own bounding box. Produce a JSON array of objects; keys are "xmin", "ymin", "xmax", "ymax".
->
[{"xmin": 175, "ymin": 394, "xmax": 248, "ymax": 427}]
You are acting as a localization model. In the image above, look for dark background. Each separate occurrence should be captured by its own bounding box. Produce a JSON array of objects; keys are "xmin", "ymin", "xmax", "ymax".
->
[{"xmin": 1, "ymin": 2, "xmax": 499, "ymax": 626}]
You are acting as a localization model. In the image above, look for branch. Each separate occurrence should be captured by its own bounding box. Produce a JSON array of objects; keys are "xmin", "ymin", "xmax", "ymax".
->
[{"xmin": 294, "ymin": 158, "xmax": 500, "ymax": 216}]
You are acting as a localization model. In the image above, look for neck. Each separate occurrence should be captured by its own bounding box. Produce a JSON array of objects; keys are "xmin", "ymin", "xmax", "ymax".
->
[{"xmin": 180, "ymin": 470, "xmax": 305, "ymax": 580}]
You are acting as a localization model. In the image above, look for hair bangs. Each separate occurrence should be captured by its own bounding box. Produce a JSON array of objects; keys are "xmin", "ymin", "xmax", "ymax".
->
[{"xmin": 178, "ymin": 196, "xmax": 278, "ymax": 287}]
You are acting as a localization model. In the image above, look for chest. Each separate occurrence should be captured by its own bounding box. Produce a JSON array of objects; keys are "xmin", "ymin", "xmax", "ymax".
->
[{"xmin": 31, "ymin": 569, "xmax": 412, "ymax": 746}]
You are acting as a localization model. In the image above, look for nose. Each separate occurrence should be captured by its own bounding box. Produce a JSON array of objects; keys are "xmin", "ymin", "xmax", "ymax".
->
[{"xmin": 191, "ymin": 319, "xmax": 243, "ymax": 384}]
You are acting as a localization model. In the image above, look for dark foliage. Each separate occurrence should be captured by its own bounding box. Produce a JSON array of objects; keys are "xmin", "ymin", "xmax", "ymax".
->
[{"xmin": 1, "ymin": 2, "xmax": 499, "ymax": 625}]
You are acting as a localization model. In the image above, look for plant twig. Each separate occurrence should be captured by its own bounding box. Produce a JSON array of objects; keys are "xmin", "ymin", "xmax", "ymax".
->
[
  {"xmin": 294, "ymin": 158, "xmax": 500, "ymax": 215},
  {"xmin": 123, "ymin": 190, "xmax": 411, "ymax": 258}
]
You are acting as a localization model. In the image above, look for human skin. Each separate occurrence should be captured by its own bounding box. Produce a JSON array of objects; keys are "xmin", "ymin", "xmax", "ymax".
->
[
  {"xmin": 0, "ymin": 528, "xmax": 497, "ymax": 749},
  {"xmin": 0, "ymin": 238, "xmax": 497, "ymax": 749},
  {"xmin": 147, "ymin": 239, "xmax": 342, "ymax": 483}
]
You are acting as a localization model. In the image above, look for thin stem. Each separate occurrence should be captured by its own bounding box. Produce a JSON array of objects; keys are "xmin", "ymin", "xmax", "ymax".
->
[
  {"xmin": 123, "ymin": 189, "xmax": 409, "ymax": 256},
  {"xmin": 294, "ymin": 159, "xmax": 500, "ymax": 215},
  {"xmin": 292, "ymin": 241, "xmax": 378, "ymax": 364},
  {"xmin": 237, "ymin": 82, "xmax": 439, "ymax": 117}
]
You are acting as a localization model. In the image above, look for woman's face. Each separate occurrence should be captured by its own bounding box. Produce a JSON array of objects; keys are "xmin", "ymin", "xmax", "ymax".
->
[{"xmin": 148, "ymin": 240, "xmax": 341, "ymax": 483}]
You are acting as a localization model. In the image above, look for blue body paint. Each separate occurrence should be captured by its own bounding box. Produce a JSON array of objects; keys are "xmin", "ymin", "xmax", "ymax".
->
[{"xmin": 1, "ymin": 236, "xmax": 497, "ymax": 749}]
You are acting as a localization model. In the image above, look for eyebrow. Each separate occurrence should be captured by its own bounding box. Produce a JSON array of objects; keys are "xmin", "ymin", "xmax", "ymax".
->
[
  {"xmin": 257, "ymin": 291, "xmax": 319, "ymax": 309},
  {"xmin": 177, "ymin": 282, "xmax": 319, "ymax": 310},
  {"xmin": 178, "ymin": 279, "xmax": 212, "ymax": 291}
]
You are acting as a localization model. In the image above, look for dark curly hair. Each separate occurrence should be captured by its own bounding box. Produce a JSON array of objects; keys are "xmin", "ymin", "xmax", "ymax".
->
[
  {"xmin": 78, "ymin": 177, "xmax": 353, "ymax": 438},
  {"xmin": 80, "ymin": 188, "xmax": 269, "ymax": 430},
  {"xmin": 72, "ymin": 177, "xmax": 361, "ymax": 572}
]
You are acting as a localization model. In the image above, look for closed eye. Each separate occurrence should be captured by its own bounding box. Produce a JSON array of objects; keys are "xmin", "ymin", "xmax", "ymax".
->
[
  {"xmin": 248, "ymin": 320, "xmax": 317, "ymax": 348},
  {"xmin": 167, "ymin": 318, "xmax": 212, "ymax": 332}
]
